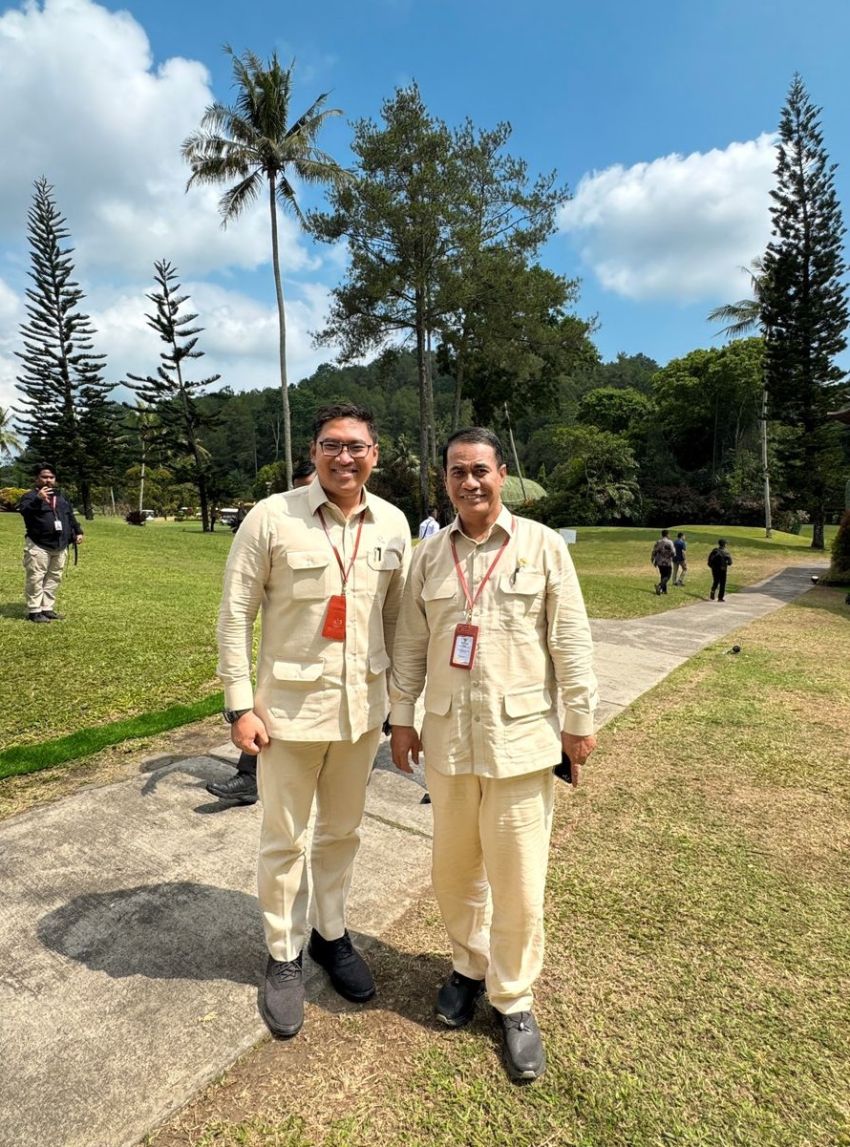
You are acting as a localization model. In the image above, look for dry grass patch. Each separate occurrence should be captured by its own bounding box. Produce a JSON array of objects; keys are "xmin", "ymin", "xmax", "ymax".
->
[{"xmin": 149, "ymin": 590, "xmax": 850, "ymax": 1147}]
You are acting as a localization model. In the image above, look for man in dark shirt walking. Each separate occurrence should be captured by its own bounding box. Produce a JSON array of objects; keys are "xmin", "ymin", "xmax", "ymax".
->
[
  {"xmin": 17, "ymin": 465, "xmax": 84, "ymax": 623},
  {"xmin": 707, "ymin": 538, "xmax": 733, "ymax": 602}
]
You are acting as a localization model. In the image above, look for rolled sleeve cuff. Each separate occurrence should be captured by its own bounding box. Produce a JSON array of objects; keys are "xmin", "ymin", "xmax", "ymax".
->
[
  {"xmin": 389, "ymin": 703, "xmax": 416, "ymax": 726},
  {"xmin": 223, "ymin": 682, "xmax": 255, "ymax": 711},
  {"xmin": 562, "ymin": 711, "xmax": 596, "ymax": 737}
]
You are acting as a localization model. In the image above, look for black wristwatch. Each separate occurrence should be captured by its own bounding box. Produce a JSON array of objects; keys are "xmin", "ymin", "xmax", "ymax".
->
[{"xmin": 223, "ymin": 708, "xmax": 250, "ymax": 725}]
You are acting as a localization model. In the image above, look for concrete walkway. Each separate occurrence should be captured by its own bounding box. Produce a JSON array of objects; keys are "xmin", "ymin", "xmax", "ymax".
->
[{"xmin": 0, "ymin": 565, "xmax": 824, "ymax": 1147}]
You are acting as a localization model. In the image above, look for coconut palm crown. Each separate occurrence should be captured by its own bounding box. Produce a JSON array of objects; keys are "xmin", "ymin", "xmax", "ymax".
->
[{"xmin": 181, "ymin": 47, "xmax": 348, "ymax": 487}]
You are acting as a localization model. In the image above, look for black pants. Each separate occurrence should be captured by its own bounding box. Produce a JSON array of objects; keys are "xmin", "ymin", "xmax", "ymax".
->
[
  {"xmin": 657, "ymin": 563, "xmax": 672, "ymax": 593},
  {"xmin": 710, "ymin": 568, "xmax": 728, "ymax": 600},
  {"xmin": 237, "ymin": 750, "xmax": 258, "ymax": 777}
]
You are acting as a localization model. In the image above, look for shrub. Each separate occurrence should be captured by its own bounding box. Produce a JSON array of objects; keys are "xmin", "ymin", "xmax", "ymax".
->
[
  {"xmin": 826, "ymin": 509, "xmax": 850, "ymax": 583},
  {"xmin": 0, "ymin": 486, "xmax": 27, "ymax": 511},
  {"xmin": 125, "ymin": 509, "xmax": 147, "ymax": 526}
]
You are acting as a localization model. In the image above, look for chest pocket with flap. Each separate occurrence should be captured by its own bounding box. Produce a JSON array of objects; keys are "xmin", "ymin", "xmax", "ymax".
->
[{"xmin": 286, "ymin": 550, "xmax": 331, "ymax": 599}]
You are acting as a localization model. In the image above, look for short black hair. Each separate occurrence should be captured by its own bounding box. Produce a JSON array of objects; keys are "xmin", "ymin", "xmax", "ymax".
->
[
  {"xmin": 441, "ymin": 427, "xmax": 505, "ymax": 471},
  {"xmin": 718, "ymin": 538, "xmax": 727, "ymax": 547},
  {"xmin": 312, "ymin": 403, "xmax": 377, "ymax": 443},
  {"xmin": 292, "ymin": 459, "xmax": 316, "ymax": 481},
  {"xmin": 677, "ymin": 532, "xmax": 684, "ymax": 539},
  {"xmin": 661, "ymin": 529, "xmax": 669, "ymax": 537},
  {"xmin": 35, "ymin": 463, "xmax": 56, "ymax": 477}
]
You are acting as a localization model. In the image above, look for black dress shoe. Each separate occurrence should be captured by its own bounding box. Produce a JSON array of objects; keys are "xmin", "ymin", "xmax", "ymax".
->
[
  {"xmin": 40, "ymin": 610, "xmax": 64, "ymax": 620},
  {"xmin": 308, "ymin": 928, "xmax": 375, "ymax": 1002},
  {"xmin": 205, "ymin": 771, "xmax": 259, "ymax": 804},
  {"xmin": 27, "ymin": 612, "xmax": 50, "ymax": 623},
  {"xmin": 435, "ymin": 970, "xmax": 485, "ymax": 1028},
  {"xmin": 495, "ymin": 1009, "xmax": 547, "ymax": 1082},
  {"xmin": 259, "ymin": 953, "xmax": 304, "ymax": 1038}
]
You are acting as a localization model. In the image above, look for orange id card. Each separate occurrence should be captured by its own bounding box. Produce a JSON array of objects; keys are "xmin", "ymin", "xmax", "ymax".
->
[
  {"xmin": 450, "ymin": 622, "xmax": 479, "ymax": 669},
  {"xmin": 322, "ymin": 594, "xmax": 347, "ymax": 640}
]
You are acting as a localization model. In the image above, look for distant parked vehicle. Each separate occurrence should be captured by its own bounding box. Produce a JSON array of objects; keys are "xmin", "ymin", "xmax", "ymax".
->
[
  {"xmin": 141, "ymin": 509, "xmax": 155, "ymax": 520},
  {"xmin": 218, "ymin": 507, "xmax": 240, "ymax": 526}
]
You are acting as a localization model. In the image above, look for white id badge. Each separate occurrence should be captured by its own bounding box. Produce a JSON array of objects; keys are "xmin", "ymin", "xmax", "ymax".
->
[
  {"xmin": 54, "ymin": 520, "xmax": 63, "ymax": 531},
  {"xmin": 450, "ymin": 623, "xmax": 479, "ymax": 669}
]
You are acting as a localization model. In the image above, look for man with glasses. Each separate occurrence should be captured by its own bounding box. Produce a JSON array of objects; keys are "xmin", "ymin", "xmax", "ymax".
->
[{"xmin": 217, "ymin": 403, "xmax": 411, "ymax": 1039}]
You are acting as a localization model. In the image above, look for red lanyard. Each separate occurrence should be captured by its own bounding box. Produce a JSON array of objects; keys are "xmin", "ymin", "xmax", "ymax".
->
[
  {"xmin": 317, "ymin": 506, "xmax": 366, "ymax": 595},
  {"xmin": 450, "ymin": 518, "xmax": 514, "ymax": 622}
]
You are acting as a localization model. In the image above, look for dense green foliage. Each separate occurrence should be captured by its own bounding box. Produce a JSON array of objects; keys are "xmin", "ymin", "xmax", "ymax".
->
[
  {"xmin": 14, "ymin": 178, "xmax": 113, "ymax": 518},
  {"xmin": 761, "ymin": 76, "xmax": 850, "ymax": 549}
]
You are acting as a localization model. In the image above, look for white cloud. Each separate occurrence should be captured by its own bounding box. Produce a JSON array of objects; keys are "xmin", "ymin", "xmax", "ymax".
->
[
  {"xmin": 0, "ymin": 0, "xmax": 316, "ymax": 279},
  {"xmin": 559, "ymin": 134, "xmax": 777, "ymax": 302}
]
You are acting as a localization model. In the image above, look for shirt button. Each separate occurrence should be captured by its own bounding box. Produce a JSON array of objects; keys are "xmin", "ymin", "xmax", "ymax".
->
[{"xmin": 474, "ymin": 716, "xmax": 481, "ymax": 723}]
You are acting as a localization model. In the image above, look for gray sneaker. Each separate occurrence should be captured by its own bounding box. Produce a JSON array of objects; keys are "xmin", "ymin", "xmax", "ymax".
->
[{"xmin": 259, "ymin": 953, "xmax": 304, "ymax": 1038}]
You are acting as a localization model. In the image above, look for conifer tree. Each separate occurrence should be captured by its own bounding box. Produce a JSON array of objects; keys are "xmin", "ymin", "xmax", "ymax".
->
[
  {"xmin": 760, "ymin": 76, "xmax": 849, "ymax": 549},
  {"xmin": 127, "ymin": 260, "xmax": 221, "ymax": 531},
  {"xmin": 15, "ymin": 177, "xmax": 113, "ymax": 519}
]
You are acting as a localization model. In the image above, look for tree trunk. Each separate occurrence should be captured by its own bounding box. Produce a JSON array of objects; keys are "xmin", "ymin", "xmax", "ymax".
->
[
  {"xmin": 425, "ymin": 324, "xmax": 437, "ymax": 464},
  {"xmin": 811, "ymin": 507, "xmax": 825, "ymax": 550},
  {"xmin": 269, "ymin": 177, "xmax": 293, "ymax": 490},
  {"xmin": 760, "ymin": 380, "xmax": 772, "ymax": 538},
  {"xmin": 416, "ymin": 293, "xmax": 430, "ymax": 512},
  {"xmin": 503, "ymin": 403, "xmax": 527, "ymax": 501},
  {"xmin": 80, "ymin": 479, "xmax": 93, "ymax": 520},
  {"xmin": 452, "ymin": 346, "xmax": 465, "ymax": 432},
  {"xmin": 139, "ymin": 455, "xmax": 146, "ymax": 514}
]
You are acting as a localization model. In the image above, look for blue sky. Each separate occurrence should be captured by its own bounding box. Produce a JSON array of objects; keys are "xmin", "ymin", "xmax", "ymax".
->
[{"xmin": 1, "ymin": 0, "xmax": 849, "ymax": 412}]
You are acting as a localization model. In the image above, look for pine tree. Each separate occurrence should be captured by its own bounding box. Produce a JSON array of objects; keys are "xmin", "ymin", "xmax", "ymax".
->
[
  {"xmin": 760, "ymin": 76, "xmax": 850, "ymax": 550},
  {"xmin": 127, "ymin": 260, "xmax": 221, "ymax": 532},
  {"xmin": 15, "ymin": 177, "xmax": 113, "ymax": 519}
]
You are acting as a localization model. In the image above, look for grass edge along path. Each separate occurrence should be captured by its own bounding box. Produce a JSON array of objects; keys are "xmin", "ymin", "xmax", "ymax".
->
[{"xmin": 0, "ymin": 693, "xmax": 223, "ymax": 779}]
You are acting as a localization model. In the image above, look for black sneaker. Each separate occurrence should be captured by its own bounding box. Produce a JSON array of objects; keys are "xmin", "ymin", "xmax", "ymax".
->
[
  {"xmin": 205, "ymin": 772, "xmax": 258, "ymax": 804},
  {"xmin": 435, "ymin": 970, "xmax": 485, "ymax": 1028},
  {"xmin": 27, "ymin": 612, "xmax": 50, "ymax": 623},
  {"xmin": 40, "ymin": 610, "xmax": 64, "ymax": 620},
  {"xmin": 495, "ymin": 1009, "xmax": 547, "ymax": 1082},
  {"xmin": 259, "ymin": 953, "xmax": 304, "ymax": 1038},
  {"xmin": 308, "ymin": 928, "xmax": 375, "ymax": 1002}
]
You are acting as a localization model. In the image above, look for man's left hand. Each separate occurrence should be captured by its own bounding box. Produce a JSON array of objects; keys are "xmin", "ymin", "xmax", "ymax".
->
[
  {"xmin": 75, "ymin": 535, "xmax": 84, "ymax": 544},
  {"xmin": 561, "ymin": 732, "xmax": 597, "ymax": 789}
]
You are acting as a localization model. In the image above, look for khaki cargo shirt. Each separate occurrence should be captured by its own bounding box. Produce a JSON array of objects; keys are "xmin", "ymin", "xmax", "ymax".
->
[
  {"xmin": 389, "ymin": 506, "xmax": 597, "ymax": 778},
  {"xmin": 217, "ymin": 481, "xmax": 411, "ymax": 743}
]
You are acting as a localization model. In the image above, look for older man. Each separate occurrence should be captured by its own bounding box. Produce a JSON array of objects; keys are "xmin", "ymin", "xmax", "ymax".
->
[
  {"xmin": 390, "ymin": 427, "xmax": 597, "ymax": 1082},
  {"xmin": 217, "ymin": 403, "xmax": 410, "ymax": 1038}
]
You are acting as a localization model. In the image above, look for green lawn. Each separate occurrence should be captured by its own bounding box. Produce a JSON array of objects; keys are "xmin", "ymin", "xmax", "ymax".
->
[
  {"xmin": 0, "ymin": 516, "xmax": 231, "ymax": 761},
  {"xmin": 570, "ymin": 523, "xmax": 831, "ymax": 618},
  {"xmin": 150, "ymin": 587, "xmax": 850, "ymax": 1147},
  {"xmin": 0, "ymin": 514, "xmax": 833, "ymax": 772}
]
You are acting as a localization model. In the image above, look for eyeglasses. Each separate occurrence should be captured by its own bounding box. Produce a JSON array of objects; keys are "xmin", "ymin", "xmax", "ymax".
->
[{"xmin": 317, "ymin": 440, "xmax": 374, "ymax": 458}]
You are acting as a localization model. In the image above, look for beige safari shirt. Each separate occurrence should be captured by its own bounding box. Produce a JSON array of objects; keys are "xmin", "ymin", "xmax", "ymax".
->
[
  {"xmin": 217, "ymin": 480, "xmax": 411, "ymax": 743},
  {"xmin": 389, "ymin": 506, "xmax": 597, "ymax": 778}
]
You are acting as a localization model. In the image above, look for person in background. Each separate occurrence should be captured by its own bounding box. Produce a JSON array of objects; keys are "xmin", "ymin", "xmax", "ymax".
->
[
  {"xmin": 217, "ymin": 403, "xmax": 410, "ymax": 1039},
  {"xmin": 707, "ymin": 538, "xmax": 733, "ymax": 602},
  {"xmin": 207, "ymin": 459, "xmax": 318, "ymax": 805},
  {"xmin": 17, "ymin": 464, "xmax": 84, "ymax": 623},
  {"xmin": 651, "ymin": 529, "xmax": 676, "ymax": 595},
  {"xmin": 390, "ymin": 427, "xmax": 597, "ymax": 1083},
  {"xmin": 418, "ymin": 507, "xmax": 440, "ymax": 540},
  {"xmin": 672, "ymin": 531, "xmax": 688, "ymax": 586}
]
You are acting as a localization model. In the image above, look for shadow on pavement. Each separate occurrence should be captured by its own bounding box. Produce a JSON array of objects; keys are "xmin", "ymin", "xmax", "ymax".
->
[{"xmin": 37, "ymin": 881, "xmax": 265, "ymax": 986}]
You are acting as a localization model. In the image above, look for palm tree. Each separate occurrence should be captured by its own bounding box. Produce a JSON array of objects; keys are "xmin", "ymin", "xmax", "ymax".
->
[
  {"xmin": 708, "ymin": 258, "xmax": 773, "ymax": 537},
  {"xmin": 182, "ymin": 48, "xmax": 348, "ymax": 488},
  {"xmin": 0, "ymin": 406, "xmax": 22, "ymax": 461}
]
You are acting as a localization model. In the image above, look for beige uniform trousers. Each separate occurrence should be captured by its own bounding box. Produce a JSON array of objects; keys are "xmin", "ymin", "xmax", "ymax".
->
[
  {"xmin": 426, "ymin": 763, "xmax": 554, "ymax": 1015},
  {"xmin": 257, "ymin": 727, "xmax": 381, "ymax": 962},
  {"xmin": 23, "ymin": 538, "xmax": 68, "ymax": 612}
]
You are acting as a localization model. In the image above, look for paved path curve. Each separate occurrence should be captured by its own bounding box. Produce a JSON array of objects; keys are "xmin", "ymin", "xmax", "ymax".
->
[{"xmin": 0, "ymin": 564, "xmax": 825, "ymax": 1147}]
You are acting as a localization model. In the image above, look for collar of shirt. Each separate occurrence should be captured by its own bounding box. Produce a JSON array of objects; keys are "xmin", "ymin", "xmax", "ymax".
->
[
  {"xmin": 307, "ymin": 477, "xmax": 372, "ymax": 524},
  {"xmin": 448, "ymin": 503, "xmax": 515, "ymax": 547}
]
